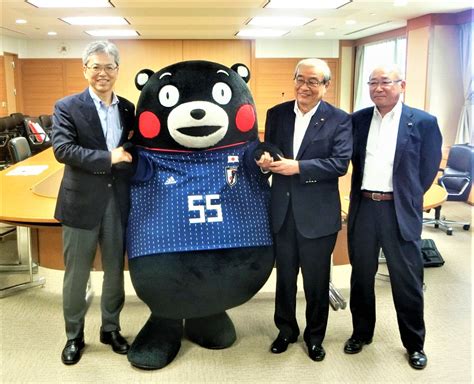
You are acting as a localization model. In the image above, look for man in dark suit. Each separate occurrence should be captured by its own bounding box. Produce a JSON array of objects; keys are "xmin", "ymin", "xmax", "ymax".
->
[
  {"xmin": 344, "ymin": 64, "xmax": 442, "ymax": 370},
  {"xmin": 256, "ymin": 58, "xmax": 352, "ymax": 361},
  {"xmin": 52, "ymin": 41, "xmax": 135, "ymax": 365}
]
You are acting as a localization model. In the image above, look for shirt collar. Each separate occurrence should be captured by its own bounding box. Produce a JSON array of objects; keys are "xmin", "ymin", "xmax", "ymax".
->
[
  {"xmin": 294, "ymin": 100, "xmax": 320, "ymax": 119},
  {"xmin": 88, "ymin": 87, "xmax": 119, "ymax": 107}
]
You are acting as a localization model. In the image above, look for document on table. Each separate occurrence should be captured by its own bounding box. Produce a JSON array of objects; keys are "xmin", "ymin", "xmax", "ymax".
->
[{"xmin": 6, "ymin": 165, "xmax": 49, "ymax": 176}]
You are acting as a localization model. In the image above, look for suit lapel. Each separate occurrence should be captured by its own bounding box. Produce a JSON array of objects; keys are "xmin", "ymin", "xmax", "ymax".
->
[
  {"xmin": 393, "ymin": 104, "xmax": 414, "ymax": 171},
  {"xmin": 357, "ymin": 108, "xmax": 373, "ymax": 170},
  {"xmin": 117, "ymin": 99, "xmax": 132, "ymax": 144},
  {"xmin": 296, "ymin": 101, "xmax": 328, "ymax": 160},
  {"xmin": 78, "ymin": 89, "xmax": 108, "ymax": 149},
  {"xmin": 281, "ymin": 103, "xmax": 296, "ymax": 158}
]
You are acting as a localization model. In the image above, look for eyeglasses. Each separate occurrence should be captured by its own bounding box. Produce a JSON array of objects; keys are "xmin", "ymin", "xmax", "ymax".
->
[
  {"xmin": 294, "ymin": 77, "xmax": 325, "ymax": 88},
  {"xmin": 367, "ymin": 79, "xmax": 402, "ymax": 88},
  {"xmin": 85, "ymin": 64, "xmax": 118, "ymax": 74}
]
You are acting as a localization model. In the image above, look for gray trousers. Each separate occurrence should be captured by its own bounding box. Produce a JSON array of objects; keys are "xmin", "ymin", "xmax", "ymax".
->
[{"xmin": 62, "ymin": 194, "xmax": 125, "ymax": 340}]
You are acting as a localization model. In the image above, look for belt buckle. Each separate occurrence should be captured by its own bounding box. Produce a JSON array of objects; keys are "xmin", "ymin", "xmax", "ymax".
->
[{"xmin": 371, "ymin": 192, "xmax": 382, "ymax": 201}]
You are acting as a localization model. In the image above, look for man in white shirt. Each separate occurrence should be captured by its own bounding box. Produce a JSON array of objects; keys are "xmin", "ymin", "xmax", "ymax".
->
[
  {"xmin": 345, "ymin": 64, "xmax": 442, "ymax": 370},
  {"xmin": 256, "ymin": 58, "xmax": 352, "ymax": 362}
]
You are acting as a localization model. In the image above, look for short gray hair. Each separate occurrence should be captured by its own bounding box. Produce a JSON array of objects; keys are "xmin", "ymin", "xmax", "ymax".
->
[
  {"xmin": 294, "ymin": 58, "xmax": 331, "ymax": 83},
  {"xmin": 369, "ymin": 64, "xmax": 405, "ymax": 81},
  {"xmin": 82, "ymin": 40, "xmax": 120, "ymax": 66}
]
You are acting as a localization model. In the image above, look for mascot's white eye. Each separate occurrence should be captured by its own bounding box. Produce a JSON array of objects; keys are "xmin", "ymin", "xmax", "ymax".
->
[
  {"xmin": 212, "ymin": 82, "xmax": 232, "ymax": 105},
  {"xmin": 159, "ymin": 85, "xmax": 180, "ymax": 107}
]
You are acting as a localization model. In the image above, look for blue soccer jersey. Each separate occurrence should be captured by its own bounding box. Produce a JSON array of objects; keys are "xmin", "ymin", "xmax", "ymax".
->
[{"xmin": 127, "ymin": 140, "xmax": 272, "ymax": 258}]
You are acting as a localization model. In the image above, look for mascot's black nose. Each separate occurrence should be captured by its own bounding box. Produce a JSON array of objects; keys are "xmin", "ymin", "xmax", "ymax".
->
[{"xmin": 190, "ymin": 109, "xmax": 206, "ymax": 120}]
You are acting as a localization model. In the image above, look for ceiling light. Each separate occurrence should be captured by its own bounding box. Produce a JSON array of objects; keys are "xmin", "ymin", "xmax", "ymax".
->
[
  {"xmin": 16, "ymin": 19, "xmax": 27, "ymax": 24},
  {"xmin": 345, "ymin": 20, "xmax": 357, "ymax": 25},
  {"xmin": 265, "ymin": 0, "xmax": 351, "ymax": 9},
  {"xmin": 393, "ymin": 0, "xmax": 408, "ymax": 6},
  {"xmin": 236, "ymin": 29, "xmax": 289, "ymax": 38},
  {"xmin": 248, "ymin": 16, "xmax": 313, "ymax": 27},
  {"xmin": 85, "ymin": 29, "xmax": 139, "ymax": 37},
  {"xmin": 47, "ymin": 31, "xmax": 57, "ymax": 36},
  {"xmin": 315, "ymin": 31, "xmax": 325, "ymax": 36},
  {"xmin": 26, "ymin": 0, "xmax": 112, "ymax": 7},
  {"xmin": 61, "ymin": 17, "xmax": 128, "ymax": 26}
]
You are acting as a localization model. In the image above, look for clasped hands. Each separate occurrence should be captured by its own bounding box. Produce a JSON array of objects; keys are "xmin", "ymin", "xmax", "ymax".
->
[
  {"xmin": 111, "ymin": 146, "xmax": 133, "ymax": 165},
  {"xmin": 255, "ymin": 151, "xmax": 300, "ymax": 176}
]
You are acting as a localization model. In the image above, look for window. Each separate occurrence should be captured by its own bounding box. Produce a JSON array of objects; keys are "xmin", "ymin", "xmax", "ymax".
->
[{"xmin": 353, "ymin": 37, "xmax": 407, "ymax": 111}]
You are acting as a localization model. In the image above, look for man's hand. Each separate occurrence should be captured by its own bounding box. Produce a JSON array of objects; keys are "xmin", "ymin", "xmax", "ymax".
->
[
  {"xmin": 269, "ymin": 156, "xmax": 300, "ymax": 176},
  {"xmin": 255, "ymin": 151, "xmax": 274, "ymax": 172},
  {"xmin": 111, "ymin": 146, "xmax": 133, "ymax": 164}
]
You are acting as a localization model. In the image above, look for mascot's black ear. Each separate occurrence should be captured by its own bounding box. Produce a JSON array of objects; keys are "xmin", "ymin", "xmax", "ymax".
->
[
  {"xmin": 135, "ymin": 69, "xmax": 155, "ymax": 90},
  {"xmin": 231, "ymin": 63, "xmax": 251, "ymax": 83}
]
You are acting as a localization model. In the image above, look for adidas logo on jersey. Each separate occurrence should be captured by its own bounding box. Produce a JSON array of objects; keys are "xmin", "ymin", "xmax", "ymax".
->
[{"xmin": 165, "ymin": 176, "xmax": 177, "ymax": 185}]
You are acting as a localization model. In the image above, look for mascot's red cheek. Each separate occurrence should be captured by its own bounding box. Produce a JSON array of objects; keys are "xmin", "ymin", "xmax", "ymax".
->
[
  {"xmin": 139, "ymin": 111, "xmax": 161, "ymax": 138},
  {"xmin": 235, "ymin": 104, "xmax": 255, "ymax": 132}
]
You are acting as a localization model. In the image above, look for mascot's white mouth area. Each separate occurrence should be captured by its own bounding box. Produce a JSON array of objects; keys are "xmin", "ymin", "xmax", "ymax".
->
[{"xmin": 168, "ymin": 101, "xmax": 229, "ymax": 148}]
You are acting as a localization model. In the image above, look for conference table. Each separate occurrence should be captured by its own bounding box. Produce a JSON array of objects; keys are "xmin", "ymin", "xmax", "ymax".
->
[{"xmin": 0, "ymin": 148, "xmax": 448, "ymax": 300}]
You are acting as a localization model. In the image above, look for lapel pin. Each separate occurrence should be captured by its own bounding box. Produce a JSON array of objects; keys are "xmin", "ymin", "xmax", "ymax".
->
[{"xmin": 408, "ymin": 122, "xmax": 413, "ymax": 126}]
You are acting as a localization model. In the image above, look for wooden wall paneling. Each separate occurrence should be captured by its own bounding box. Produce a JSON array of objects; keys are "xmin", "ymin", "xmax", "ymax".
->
[
  {"xmin": 114, "ymin": 40, "xmax": 184, "ymax": 105},
  {"xmin": 64, "ymin": 59, "xmax": 86, "ymax": 99},
  {"xmin": 21, "ymin": 59, "xmax": 65, "ymax": 116},
  {"xmin": 254, "ymin": 58, "xmax": 299, "ymax": 132},
  {"xmin": 182, "ymin": 40, "xmax": 252, "ymax": 68},
  {"xmin": 0, "ymin": 56, "xmax": 7, "ymax": 117},
  {"xmin": 253, "ymin": 58, "xmax": 340, "ymax": 134}
]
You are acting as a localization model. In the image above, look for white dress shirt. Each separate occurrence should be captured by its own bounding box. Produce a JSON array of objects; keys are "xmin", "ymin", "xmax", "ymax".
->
[
  {"xmin": 293, "ymin": 101, "xmax": 319, "ymax": 159},
  {"xmin": 89, "ymin": 87, "xmax": 122, "ymax": 151},
  {"xmin": 361, "ymin": 100, "xmax": 403, "ymax": 192}
]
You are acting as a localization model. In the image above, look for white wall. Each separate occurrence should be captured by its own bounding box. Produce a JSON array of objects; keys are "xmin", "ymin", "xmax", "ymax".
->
[
  {"xmin": 255, "ymin": 39, "xmax": 339, "ymax": 58},
  {"xmin": 1, "ymin": 36, "xmax": 91, "ymax": 58},
  {"xmin": 427, "ymin": 25, "xmax": 464, "ymax": 147}
]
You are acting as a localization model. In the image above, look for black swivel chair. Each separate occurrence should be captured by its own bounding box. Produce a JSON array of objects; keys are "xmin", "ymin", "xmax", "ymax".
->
[
  {"xmin": 23, "ymin": 116, "xmax": 52, "ymax": 154},
  {"xmin": 8, "ymin": 136, "xmax": 32, "ymax": 164},
  {"xmin": 38, "ymin": 114, "xmax": 53, "ymax": 136},
  {"xmin": 423, "ymin": 144, "xmax": 474, "ymax": 235}
]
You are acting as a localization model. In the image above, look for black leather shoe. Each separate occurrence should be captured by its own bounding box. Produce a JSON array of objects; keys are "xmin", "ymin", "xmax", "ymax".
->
[
  {"xmin": 270, "ymin": 335, "xmax": 297, "ymax": 354},
  {"xmin": 408, "ymin": 350, "xmax": 427, "ymax": 370},
  {"xmin": 100, "ymin": 330, "xmax": 130, "ymax": 354},
  {"xmin": 343, "ymin": 337, "xmax": 372, "ymax": 354},
  {"xmin": 307, "ymin": 344, "xmax": 326, "ymax": 361},
  {"xmin": 61, "ymin": 338, "xmax": 85, "ymax": 365}
]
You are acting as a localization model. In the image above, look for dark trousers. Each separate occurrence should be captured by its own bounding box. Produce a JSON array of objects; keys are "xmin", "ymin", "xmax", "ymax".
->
[
  {"xmin": 274, "ymin": 205, "xmax": 337, "ymax": 346},
  {"xmin": 62, "ymin": 193, "xmax": 125, "ymax": 340},
  {"xmin": 349, "ymin": 198, "xmax": 425, "ymax": 352}
]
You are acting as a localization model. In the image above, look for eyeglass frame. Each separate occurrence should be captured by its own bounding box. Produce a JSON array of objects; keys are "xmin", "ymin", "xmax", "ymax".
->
[
  {"xmin": 367, "ymin": 79, "xmax": 403, "ymax": 88},
  {"xmin": 85, "ymin": 64, "xmax": 119, "ymax": 74},
  {"xmin": 294, "ymin": 76, "xmax": 326, "ymax": 88}
]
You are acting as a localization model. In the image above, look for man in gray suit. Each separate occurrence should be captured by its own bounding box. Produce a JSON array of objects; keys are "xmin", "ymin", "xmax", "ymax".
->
[{"xmin": 52, "ymin": 41, "xmax": 135, "ymax": 365}]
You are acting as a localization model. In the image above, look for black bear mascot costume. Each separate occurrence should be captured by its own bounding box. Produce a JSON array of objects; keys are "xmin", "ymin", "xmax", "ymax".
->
[{"xmin": 126, "ymin": 60, "xmax": 274, "ymax": 370}]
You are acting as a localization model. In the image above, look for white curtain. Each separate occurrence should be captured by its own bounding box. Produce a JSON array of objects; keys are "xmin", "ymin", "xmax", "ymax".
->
[
  {"xmin": 353, "ymin": 37, "xmax": 407, "ymax": 112},
  {"xmin": 455, "ymin": 22, "xmax": 474, "ymax": 145}
]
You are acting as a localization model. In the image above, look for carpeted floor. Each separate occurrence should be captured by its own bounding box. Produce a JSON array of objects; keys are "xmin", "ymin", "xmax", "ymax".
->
[{"xmin": 0, "ymin": 201, "xmax": 472, "ymax": 383}]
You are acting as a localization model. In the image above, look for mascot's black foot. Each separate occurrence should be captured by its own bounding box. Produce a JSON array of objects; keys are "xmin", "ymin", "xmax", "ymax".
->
[
  {"xmin": 128, "ymin": 316, "xmax": 183, "ymax": 370},
  {"xmin": 185, "ymin": 312, "xmax": 236, "ymax": 349}
]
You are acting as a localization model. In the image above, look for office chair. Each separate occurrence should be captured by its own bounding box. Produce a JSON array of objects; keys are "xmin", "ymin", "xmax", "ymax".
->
[
  {"xmin": 38, "ymin": 114, "xmax": 53, "ymax": 135},
  {"xmin": 9, "ymin": 112, "xmax": 27, "ymax": 137},
  {"xmin": 423, "ymin": 144, "xmax": 473, "ymax": 235},
  {"xmin": 23, "ymin": 117, "xmax": 52, "ymax": 154},
  {"xmin": 8, "ymin": 136, "xmax": 32, "ymax": 164}
]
